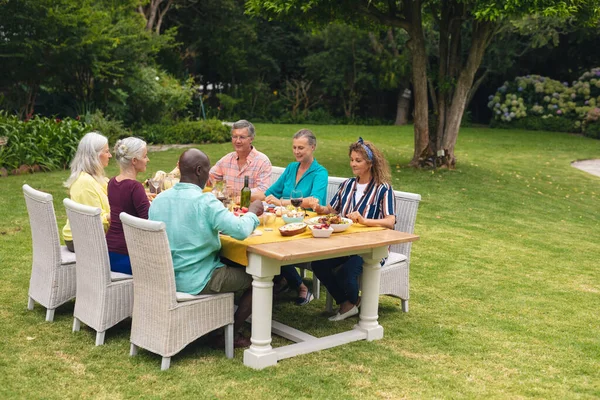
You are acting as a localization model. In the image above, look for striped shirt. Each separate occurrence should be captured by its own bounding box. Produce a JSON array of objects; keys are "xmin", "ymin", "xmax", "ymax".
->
[
  {"xmin": 209, "ymin": 147, "xmax": 272, "ymax": 194},
  {"xmin": 330, "ymin": 177, "xmax": 395, "ymax": 221}
]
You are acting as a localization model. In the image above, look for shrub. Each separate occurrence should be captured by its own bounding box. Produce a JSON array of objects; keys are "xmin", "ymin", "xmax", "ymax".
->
[
  {"xmin": 584, "ymin": 122, "xmax": 600, "ymax": 139},
  {"xmin": 490, "ymin": 115, "xmax": 578, "ymax": 133},
  {"xmin": 83, "ymin": 110, "xmax": 130, "ymax": 145},
  {"xmin": 0, "ymin": 111, "xmax": 88, "ymax": 172},
  {"xmin": 122, "ymin": 66, "xmax": 194, "ymax": 124},
  {"xmin": 487, "ymin": 68, "xmax": 600, "ymax": 136},
  {"xmin": 135, "ymin": 119, "xmax": 230, "ymax": 145}
]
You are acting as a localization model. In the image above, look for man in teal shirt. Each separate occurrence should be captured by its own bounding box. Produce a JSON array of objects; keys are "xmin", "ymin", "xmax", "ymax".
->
[{"xmin": 149, "ymin": 148, "xmax": 263, "ymax": 347}]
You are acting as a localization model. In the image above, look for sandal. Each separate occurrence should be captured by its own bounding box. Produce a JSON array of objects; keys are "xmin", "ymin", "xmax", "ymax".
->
[{"xmin": 295, "ymin": 290, "xmax": 314, "ymax": 306}]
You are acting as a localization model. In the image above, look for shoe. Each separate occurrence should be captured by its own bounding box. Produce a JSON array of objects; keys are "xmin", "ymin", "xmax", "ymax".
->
[
  {"xmin": 295, "ymin": 290, "xmax": 314, "ymax": 306},
  {"xmin": 328, "ymin": 305, "xmax": 359, "ymax": 321}
]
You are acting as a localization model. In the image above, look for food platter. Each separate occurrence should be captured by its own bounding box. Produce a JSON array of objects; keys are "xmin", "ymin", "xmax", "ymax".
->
[
  {"xmin": 279, "ymin": 222, "xmax": 307, "ymax": 237},
  {"xmin": 306, "ymin": 215, "xmax": 353, "ymax": 232}
]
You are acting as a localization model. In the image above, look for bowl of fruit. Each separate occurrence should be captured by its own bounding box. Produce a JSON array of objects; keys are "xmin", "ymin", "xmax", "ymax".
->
[{"xmin": 308, "ymin": 223, "xmax": 333, "ymax": 238}]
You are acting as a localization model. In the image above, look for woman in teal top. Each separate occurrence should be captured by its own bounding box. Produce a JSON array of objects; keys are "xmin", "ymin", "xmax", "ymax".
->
[
  {"xmin": 263, "ymin": 131, "xmax": 328, "ymax": 208},
  {"xmin": 261, "ymin": 129, "xmax": 328, "ymax": 305}
]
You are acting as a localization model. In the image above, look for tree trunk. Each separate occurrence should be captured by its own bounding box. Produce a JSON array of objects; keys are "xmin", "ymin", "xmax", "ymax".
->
[
  {"xmin": 394, "ymin": 88, "xmax": 411, "ymax": 125},
  {"xmin": 437, "ymin": 21, "xmax": 495, "ymax": 168},
  {"xmin": 405, "ymin": 0, "xmax": 430, "ymax": 167}
]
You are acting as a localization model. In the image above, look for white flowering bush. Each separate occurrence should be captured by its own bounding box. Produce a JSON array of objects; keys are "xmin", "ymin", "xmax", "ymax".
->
[{"xmin": 488, "ymin": 68, "xmax": 600, "ymax": 137}]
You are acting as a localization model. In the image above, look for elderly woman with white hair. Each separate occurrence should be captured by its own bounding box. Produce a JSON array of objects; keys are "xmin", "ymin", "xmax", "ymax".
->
[
  {"xmin": 105, "ymin": 137, "xmax": 151, "ymax": 275},
  {"xmin": 62, "ymin": 132, "xmax": 112, "ymax": 252}
]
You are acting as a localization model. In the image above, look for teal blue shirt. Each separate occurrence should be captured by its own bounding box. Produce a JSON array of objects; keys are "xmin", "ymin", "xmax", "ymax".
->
[
  {"xmin": 265, "ymin": 159, "xmax": 328, "ymax": 208},
  {"xmin": 148, "ymin": 182, "xmax": 259, "ymax": 294}
]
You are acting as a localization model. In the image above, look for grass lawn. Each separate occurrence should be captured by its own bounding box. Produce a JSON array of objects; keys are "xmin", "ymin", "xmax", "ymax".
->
[{"xmin": 1, "ymin": 124, "xmax": 599, "ymax": 399}]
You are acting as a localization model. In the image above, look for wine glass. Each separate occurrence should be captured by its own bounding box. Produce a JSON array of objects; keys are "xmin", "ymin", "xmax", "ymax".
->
[
  {"xmin": 290, "ymin": 189, "xmax": 303, "ymax": 209},
  {"xmin": 148, "ymin": 178, "xmax": 161, "ymax": 194}
]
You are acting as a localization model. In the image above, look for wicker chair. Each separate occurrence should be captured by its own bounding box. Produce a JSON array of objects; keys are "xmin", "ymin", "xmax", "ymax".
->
[
  {"xmin": 63, "ymin": 198, "xmax": 133, "ymax": 346},
  {"xmin": 22, "ymin": 184, "xmax": 77, "ymax": 322},
  {"xmin": 120, "ymin": 212, "xmax": 234, "ymax": 370},
  {"xmin": 322, "ymin": 189, "xmax": 421, "ymax": 312}
]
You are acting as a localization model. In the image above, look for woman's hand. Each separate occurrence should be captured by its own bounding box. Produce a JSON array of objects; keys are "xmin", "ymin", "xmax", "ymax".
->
[
  {"xmin": 305, "ymin": 197, "xmax": 319, "ymax": 210},
  {"xmin": 264, "ymin": 194, "xmax": 281, "ymax": 206},
  {"xmin": 347, "ymin": 211, "xmax": 366, "ymax": 225}
]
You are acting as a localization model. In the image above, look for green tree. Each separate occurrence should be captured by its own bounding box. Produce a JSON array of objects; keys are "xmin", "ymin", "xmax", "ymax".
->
[
  {"xmin": 246, "ymin": 0, "xmax": 600, "ymax": 168},
  {"xmin": 0, "ymin": 0, "xmax": 176, "ymax": 120},
  {"xmin": 303, "ymin": 24, "xmax": 377, "ymax": 119}
]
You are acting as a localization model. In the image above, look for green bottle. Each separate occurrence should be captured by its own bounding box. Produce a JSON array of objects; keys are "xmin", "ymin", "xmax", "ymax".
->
[{"xmin": 240, "ymin": 175, "xmax": 251, "ymax": 208}]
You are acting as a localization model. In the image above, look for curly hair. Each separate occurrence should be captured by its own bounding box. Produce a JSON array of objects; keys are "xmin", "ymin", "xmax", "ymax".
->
[{"xmin": 348, "ymin": 139, "xmax": 391, "ymax": 185}]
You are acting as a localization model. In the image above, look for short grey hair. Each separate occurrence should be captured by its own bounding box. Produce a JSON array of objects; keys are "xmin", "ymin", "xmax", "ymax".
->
[
  {"xmin": 64, "ymin": 131, "xmax": 108, "ymax": 188},
  {"xmin": 293, "ymin": 128, "xmax": 317, "ymax": 148},
  {"xmin": 114, "ymin": 137, "xmax": 147, "ymax": 168},
  {"xmin": 231, "ymin": 119, "xmax": 255, "ymax": 138}
]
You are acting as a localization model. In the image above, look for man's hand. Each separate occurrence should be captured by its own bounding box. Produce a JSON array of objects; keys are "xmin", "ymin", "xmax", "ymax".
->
[{"xmin": 248, "ymin": 199, "xmax": 264, "ymax": 216}]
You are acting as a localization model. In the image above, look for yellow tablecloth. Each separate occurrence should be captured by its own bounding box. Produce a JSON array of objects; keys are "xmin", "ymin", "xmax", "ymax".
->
[{"xmin": 220, "ymin": 214, "xmax": 385, "ymax": 265}]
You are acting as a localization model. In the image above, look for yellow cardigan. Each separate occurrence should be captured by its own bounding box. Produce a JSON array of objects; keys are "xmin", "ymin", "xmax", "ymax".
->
[{"xmin": 62, "ymin": 172, "xmax": 110, "ymax": 241}]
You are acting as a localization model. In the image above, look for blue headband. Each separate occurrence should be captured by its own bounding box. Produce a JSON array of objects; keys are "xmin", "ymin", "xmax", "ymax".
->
[{"xmin": 358, "ymin": 137, "xmax": 373, "ymax": 161}]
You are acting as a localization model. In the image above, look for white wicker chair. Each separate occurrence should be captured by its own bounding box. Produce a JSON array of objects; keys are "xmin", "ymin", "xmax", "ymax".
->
[
  {"xmin": 322, "ymin": 189, "xmax": 421, "ymax": 312},
  {"xmin": 22, "ymin": 184, "xmax": 77, "ymax": 322},
  {"xmin": 63, "ymin": 198, "xmax": 133, "ymax": 346},
  {"xmin": 120, "ymin": 212, "xmax": 234, "ymax": 371}
]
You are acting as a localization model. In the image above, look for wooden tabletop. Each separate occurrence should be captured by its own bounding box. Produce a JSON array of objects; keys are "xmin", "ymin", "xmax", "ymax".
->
[{"xmin": 246, "ymin": 230, "xmax": 419, "ymax": 261}]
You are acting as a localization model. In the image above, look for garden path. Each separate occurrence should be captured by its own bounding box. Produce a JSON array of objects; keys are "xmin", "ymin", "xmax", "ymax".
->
[{"xmin": 572, "ymin": 159, "xmax": 600, "ymax": 178}]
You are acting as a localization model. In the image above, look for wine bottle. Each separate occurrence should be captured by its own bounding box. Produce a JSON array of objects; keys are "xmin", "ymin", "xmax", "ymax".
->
[{"xmin": 240, "ymin": 175, "xmax": 251, "ymax": 208}]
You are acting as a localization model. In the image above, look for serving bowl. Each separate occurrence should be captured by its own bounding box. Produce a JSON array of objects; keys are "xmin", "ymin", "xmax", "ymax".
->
[
  {"xmin": 308, "ymin": 224, "xmax": 333, "ymax": 238},
  {"xmin": 279, "ymin": 222, "xmax": 307, "ymax": 237},
  {"xmin": 306, "ymin": 216, "xmax": 353, "ymax": 232},
  {"xmin": 282, "ymin": 214, "xmax": 305, "ymax": 224}
]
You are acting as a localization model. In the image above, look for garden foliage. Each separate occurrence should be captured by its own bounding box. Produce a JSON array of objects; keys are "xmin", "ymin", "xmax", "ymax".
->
[
  {"xmin": 135, "ymin": 119, "xmax": 230, "ymax": 145},
  {"xmin": 0, "ymin": 112, "xmax": 88, "ymax": 172},
  {"xmin": 488, "ymin": 67, "xmax": 600, "ymax": 138}
]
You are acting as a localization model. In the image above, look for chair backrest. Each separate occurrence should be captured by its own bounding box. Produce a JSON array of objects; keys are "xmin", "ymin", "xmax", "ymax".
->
[
  {"xmin": 325, "ymin": 176, "xmax": 346, "ymax": 205},
  {"xmin": 270, "ymin": 166, "xmax": 285, "ymax": 185},
  {"xmin": 63, "ymin": 198, "xmax": 112, "ymax": 291},
  {"xmin": 120, "ymin": 212, "xmax": 178, "ymax": 309},
  {"xmin": 390, "ymin": 190, "xmax": 421, "ymax": 262},
  {"xmin": 22, "ymin": 184, "xmax": 63, "ymax": 296}
]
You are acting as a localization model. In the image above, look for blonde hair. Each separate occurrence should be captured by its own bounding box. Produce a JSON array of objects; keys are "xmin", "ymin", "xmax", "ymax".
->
[
  {"xmin": 114, "ymin": 137, "xmax": 147, "ymax": 169},
  {"xmin": 64, "ymin": 132, "xmax": 108, "ymax": 188},
  {"xmin": 348, "ymin": 139, "xmax": 391, "ymax": 185}
]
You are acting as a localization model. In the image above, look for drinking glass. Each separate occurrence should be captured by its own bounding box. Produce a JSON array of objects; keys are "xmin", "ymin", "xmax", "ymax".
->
[
  {"xmin": 148, "ymin": 178, "xmax": 161, "ymax": 194},
  {"xmin": 290, "ymin": 189, "xmax": 303, "ymax": 208}
]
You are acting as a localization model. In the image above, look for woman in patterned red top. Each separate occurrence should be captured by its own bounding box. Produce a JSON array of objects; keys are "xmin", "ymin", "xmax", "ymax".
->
[
  {"xmin": 308, "ymin": 138, "xmax": 396, "ymax": 321},
  {"xmin": 106, "ymin": 137, "xmax": 151, "ymax": 275}
]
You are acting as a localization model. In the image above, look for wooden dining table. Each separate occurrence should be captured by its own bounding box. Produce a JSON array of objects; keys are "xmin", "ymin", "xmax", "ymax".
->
[{"xmin": 220, "ymin": 222, "xmax": 419, "ymax": 370}]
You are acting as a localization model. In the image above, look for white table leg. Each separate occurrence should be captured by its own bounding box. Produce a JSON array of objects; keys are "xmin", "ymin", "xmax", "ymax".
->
[
  {"xmin": 355, "ymin": 257, "xmax": 384, "ymax": 341},
  {"xmin": 243, "ymin": 253, "xmax": 279, "ymax": 369}
]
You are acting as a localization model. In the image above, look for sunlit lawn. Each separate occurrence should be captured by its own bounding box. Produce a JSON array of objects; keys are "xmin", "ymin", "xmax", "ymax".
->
[{"xmin": 1, "ymin": 124, "xmax": 599, "ymax": 399}]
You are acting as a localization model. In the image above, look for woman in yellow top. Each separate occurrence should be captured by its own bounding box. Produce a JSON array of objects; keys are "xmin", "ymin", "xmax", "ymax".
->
[{"xmin": 62, "ymin": 132, "xmax": 112, "ymax": 252}]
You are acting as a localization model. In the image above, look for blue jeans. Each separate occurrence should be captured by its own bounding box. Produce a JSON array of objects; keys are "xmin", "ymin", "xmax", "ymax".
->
[
  {"xmin": 279, "ymin": 265, "xmax": 303, "ymax": 289},
  {"xmin": 109, "ymin": 252, "xmax": 132, "ymax": 275},
  {"xmin": 312, "ymin": 255, "xmax": 363, "ymax": 305}
]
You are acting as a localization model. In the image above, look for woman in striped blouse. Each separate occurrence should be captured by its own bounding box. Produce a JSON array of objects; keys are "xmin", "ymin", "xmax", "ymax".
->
[{"xmin": 308, "ymin": 138, "xmax": 396, "ymax": 321}]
